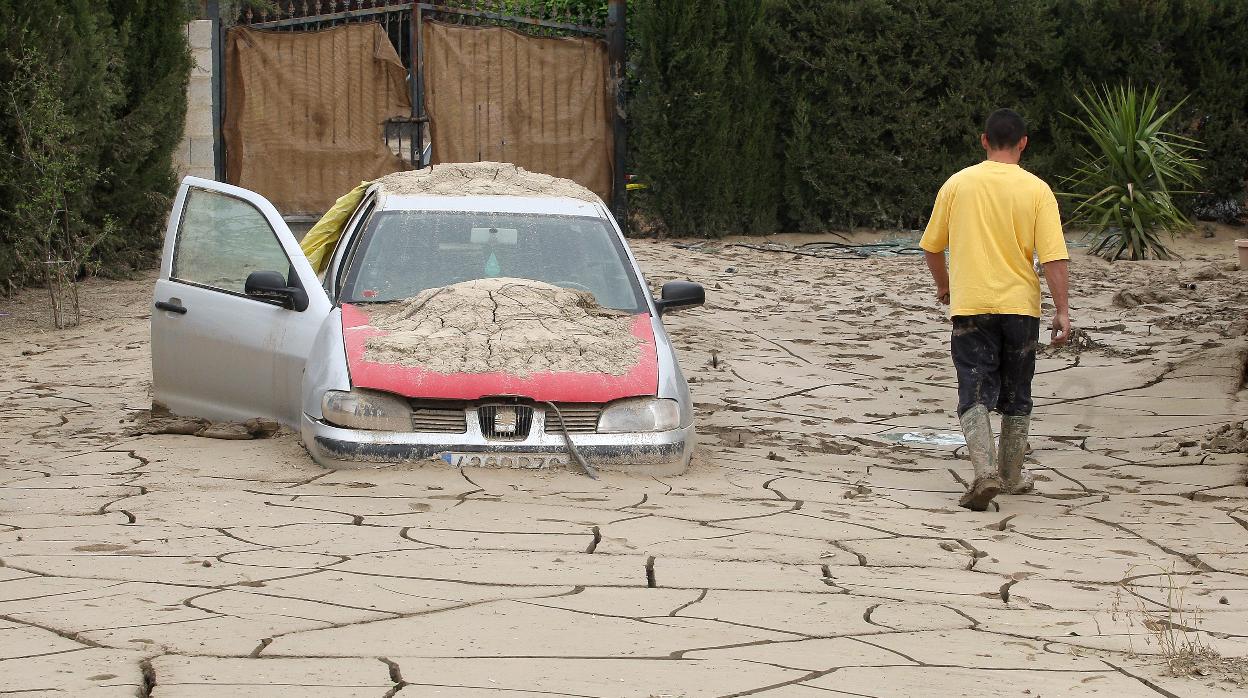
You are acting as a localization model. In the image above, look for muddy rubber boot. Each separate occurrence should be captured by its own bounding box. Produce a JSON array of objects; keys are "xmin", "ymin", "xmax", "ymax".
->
[
  {"xmin": 957, "ymin": 404, "xmax": 1002, "ymax": 511},
  {"xmin": 998, "ymin": 415, "xmax": 1035, "ymax": 494}
]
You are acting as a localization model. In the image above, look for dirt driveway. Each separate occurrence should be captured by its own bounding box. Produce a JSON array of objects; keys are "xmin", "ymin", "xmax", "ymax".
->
[{"xmin": 1, "ymin": 236, "xmax": 1245, "ymax": 696}]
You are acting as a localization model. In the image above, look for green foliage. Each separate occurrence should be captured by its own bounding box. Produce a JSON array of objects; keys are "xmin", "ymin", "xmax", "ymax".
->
[
  {"xmin": 1047, "ymin": 0, "xmax": 1245, "ymax": 222},
  {"xmin": 1172, "ymin": 1, "xmax": 1248, "ymax": 222},
  {"xmin": 495, "ymin": 0, "xmax": 610, "ymax": 25},
  {"xmin": 629, "ymin": 0, "xmax": 778, "ymax": 237},
  {"xmin": 98, "ymin": 0, "xmax": 192, "ymax": 275},
  {"xmin": 0, "ymin": 0, "xmax": 189, "ymax": 289},
  {"xmin": 629, "ymin": 0, "xmax": 1248, "ymax": 237},
  {"xmin": 1061, "ymin": 85, "xmax": 1201, "ymax": 261},
  {"xmin": 4, "ymin": 44, "xmax": 91, "ymax": 273},
  {"xmin": 0, "ymin": 1, "xmax": 124, "ymax": 288},
  {"xmin": 758, "ymin": 0, "xmax": 1058, "ymax": 231}
]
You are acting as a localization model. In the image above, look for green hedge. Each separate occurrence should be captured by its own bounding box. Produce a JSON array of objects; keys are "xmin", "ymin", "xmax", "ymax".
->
[
  {"xmin": 630, "ymin": 0, "xmax": 1248, "ymax": 236},
  {"xmin": 630, "ymin": 0, "xmax": 779, "ymax": 235},
  {"xmin": 0, "ymin": 0, "xmax": 190, "ymax": 289}
]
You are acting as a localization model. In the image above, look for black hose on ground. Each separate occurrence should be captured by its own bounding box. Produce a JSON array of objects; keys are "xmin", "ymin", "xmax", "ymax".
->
[{"xmin": 541, "ymin": 401, "xmax": 599, "ymax": 480}]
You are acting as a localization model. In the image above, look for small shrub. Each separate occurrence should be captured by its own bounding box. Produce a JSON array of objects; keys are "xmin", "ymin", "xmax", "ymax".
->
[
  {"xmin": 1112, "ymin": 564, "xmax": 1248, "ymax": 687},
  {"xmin": 3, "ymin": 44, "xmax": 111, "ymax": 326},
  {"xmin": 1061, "ymin": 84, "xmax": 1202, "ymax": 261}
]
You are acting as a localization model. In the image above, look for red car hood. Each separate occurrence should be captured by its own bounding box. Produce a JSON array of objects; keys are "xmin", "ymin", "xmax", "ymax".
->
[{"xmin": 340, "ymin": 303, "xmax": 659, "ymax": 403}]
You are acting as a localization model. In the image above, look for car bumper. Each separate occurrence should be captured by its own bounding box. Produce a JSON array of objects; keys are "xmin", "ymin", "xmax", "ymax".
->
[{"xmin": 301, "ymin": 414, "xmax": 693, "ymax": 476}]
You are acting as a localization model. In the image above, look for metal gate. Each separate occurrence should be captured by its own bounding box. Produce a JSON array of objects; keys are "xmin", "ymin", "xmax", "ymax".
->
[{"xmin": 210, "ymin": 0, "xmax": 627, "ymax": 220}]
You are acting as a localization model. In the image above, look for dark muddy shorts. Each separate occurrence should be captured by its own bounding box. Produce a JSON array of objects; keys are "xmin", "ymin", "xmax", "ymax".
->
[{"xmin": 951, "ymin": 314, "xmax": 1040, "ymax": 417}]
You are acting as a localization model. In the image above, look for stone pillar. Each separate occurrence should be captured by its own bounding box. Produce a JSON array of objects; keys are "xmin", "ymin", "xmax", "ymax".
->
[{"xmin": 174, "ymin": 20, "xmax": 216, "ymax": 181}]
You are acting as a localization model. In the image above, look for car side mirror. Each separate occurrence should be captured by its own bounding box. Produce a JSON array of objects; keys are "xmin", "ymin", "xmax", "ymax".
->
[
  {"xmin": 245, "ymin": 270, "xmax": 309, "ymax": 311},
  {"xmin": 654, "ymin": 280, "xmax": 705, "ymax": 315}
]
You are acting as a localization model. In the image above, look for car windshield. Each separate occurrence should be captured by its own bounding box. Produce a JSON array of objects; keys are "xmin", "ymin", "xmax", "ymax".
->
[{"xmin": 338, "ymin": 211, "xmax": 647, "ymax": 312}]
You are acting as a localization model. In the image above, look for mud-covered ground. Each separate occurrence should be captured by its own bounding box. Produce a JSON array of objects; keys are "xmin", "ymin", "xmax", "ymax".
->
[{"xmin": 1, "ymin": 230, "xmax": 1246, "ymax": 697}]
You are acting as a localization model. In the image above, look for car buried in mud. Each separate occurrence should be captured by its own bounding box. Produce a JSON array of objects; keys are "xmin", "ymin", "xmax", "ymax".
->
[{"xmin": 150, "ymin": 173, "xmax": 704, "ymax": 475}]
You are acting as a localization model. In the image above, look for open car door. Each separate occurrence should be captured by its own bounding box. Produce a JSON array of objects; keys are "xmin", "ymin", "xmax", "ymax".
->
[{"xmin": 151, "ymin": 177, "xmax": 330, "ymax": 425}]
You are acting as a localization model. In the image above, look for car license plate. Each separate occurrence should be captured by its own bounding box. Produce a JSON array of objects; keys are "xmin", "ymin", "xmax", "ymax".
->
[{"xmin": 440, "ymin": 452, "xmax": 565, "ymax": 469}]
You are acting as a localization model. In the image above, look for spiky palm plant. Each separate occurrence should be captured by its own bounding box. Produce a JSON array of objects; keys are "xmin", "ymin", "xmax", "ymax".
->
[{"xmin": 1061, "ymin": 84, "xmax": 1202, "ymax": 261}]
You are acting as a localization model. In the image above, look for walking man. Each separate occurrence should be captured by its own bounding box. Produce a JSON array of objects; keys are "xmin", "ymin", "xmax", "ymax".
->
[{"xmin": 920, "ymin": 108, "xmax": 1071, "ymax": 511}]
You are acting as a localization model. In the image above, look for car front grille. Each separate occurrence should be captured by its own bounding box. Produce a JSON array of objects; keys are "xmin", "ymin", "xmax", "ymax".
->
[
  {"xmin": 407, "ymin": 401, "xmax": 600, "ymax": 437},
  {"xmin": 410, "ymin": 403, "xmax": 468, "ymax": 433},
  {"xmin": 478, "ymin": 404, "xmax": 534, "ymax": 441},
  {"xmin": 544, "ymin": 404, "xmax": 602, "ymax": 434}
]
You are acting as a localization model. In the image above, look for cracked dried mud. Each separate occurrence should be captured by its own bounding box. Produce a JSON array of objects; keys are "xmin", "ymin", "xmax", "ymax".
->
[
  {"xmin": 375, "ymin": 162, "xmax": 599, "ymax": 203},
  {"xmin": 363, "ymin": 279, "xmax": 642, "ymax": 376},
  {"xmin": 1, "ymin": 232, "xmax": 1245, "ymax": 696}
]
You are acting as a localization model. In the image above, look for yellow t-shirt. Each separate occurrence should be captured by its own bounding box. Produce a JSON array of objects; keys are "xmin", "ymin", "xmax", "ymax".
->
[{"xmin": 919, "ymin": 160, "xmax": 1068, "ymax": 318}]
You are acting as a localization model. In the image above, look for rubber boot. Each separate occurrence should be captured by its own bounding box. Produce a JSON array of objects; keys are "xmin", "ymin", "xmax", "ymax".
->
[
  {"xmin": 998, "ymin": 415, "xmax": 1035, "ymax": 494},
  {"xmin": 957, "ymin": 404, "xmax": 1002, "ymax": 511}
]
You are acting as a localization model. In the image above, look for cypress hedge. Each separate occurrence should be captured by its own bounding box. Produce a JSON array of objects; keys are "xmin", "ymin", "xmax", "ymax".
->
[
  {"xmin": 0, "ymin": 0, "xmax": 189, "ymax": 289},
  {"xmin": 630, "ymin": 0, "xmax": 1248, "ymax": 236},
  {"xmin": 630, "ymin": 0, "xmax": 779, "ymax": 236},
  {"xmin": 98, "ymin": 0, "xmax": 193, "ymax": 273}
]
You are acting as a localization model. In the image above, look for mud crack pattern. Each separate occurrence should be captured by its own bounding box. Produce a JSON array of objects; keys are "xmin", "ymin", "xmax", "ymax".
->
[
  {"xmin": 362, "ymin": 278, "xmax": 642, "ymax": 376},
  {"xmin": 0, "ymin": 237, "xmax": 1245, "ymax": 696}
]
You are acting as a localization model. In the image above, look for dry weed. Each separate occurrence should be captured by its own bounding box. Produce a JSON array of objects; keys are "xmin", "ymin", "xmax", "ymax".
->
[{"xmin": 1111, "ymin": 564, "xmax": 1247, "ymax": 687}]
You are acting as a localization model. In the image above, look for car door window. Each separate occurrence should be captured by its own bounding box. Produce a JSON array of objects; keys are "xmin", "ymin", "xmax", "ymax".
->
[
  {"xmin": 330, "ymin": 199, "xmax": 377, "ymax": 300},
  {"xmin": 173, "ymin": 188, "xmax": 292, "ymax": 295}
]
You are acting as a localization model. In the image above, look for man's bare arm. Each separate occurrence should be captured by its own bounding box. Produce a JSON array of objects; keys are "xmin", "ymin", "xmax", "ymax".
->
[
  {"xmin": 925, "ymin": 250, "xmax": 950, "ymax": 305},
  {"xmin": 1042, "ymin": 259, "xmax": 1071, "ymax": 346}
]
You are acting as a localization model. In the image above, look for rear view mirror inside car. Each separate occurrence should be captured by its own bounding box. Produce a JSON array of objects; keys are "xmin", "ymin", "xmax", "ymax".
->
[{"xmin": 470, "ymin": 227, "xmax": 518, "ymax": 245}]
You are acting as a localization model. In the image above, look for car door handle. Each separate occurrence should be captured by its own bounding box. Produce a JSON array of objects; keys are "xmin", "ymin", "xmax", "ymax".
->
[{"xmin": 155, "ymin": 300, "xmax": 187, "ymax": 314}]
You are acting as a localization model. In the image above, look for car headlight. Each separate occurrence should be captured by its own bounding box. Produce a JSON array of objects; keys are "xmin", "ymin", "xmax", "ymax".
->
[
  {"xmin": 321, "ymin": 389, "xmax": 411, "ymax": 431},
  {"xmin": 598, "ymin": 398, "xmax": 681, "ymax": 433}
]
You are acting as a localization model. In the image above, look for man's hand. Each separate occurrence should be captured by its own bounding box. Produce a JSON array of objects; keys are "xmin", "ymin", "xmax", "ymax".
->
[
  {"xmin": 1041, "ymin": 259, "xmax": 1071, "ymax": 347},
  {"xmin": 1050, "ymin": 312, "xmax": 1071, "ymax": 346},
  {"xmin": 937, "ymin": 288, "xmax": 950, "ymax": 305}
]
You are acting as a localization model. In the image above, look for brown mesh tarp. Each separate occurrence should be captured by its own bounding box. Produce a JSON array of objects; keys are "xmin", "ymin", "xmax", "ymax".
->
[
  {"xmin": 224, "ymin": 25, "xmax": 410, "ymax": 215},
  {"xmin": 422, "ymin": 21, "xmax": 613, "ymax": 202}
]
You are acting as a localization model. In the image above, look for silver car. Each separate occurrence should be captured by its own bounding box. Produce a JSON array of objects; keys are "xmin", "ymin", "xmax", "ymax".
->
[{"xmin": 150, "ymin": 177, "xmax": 704, "ymax": 475}]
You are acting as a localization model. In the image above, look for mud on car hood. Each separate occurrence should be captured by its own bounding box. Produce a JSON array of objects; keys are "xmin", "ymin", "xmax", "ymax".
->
[{"xmin": 340, "ymin": 303, "xmax": 659, "ymax": 402}]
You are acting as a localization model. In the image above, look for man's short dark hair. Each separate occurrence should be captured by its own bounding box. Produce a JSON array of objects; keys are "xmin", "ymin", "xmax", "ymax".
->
[{"xmin": 985, "ymin": 109, "xmax": 1027, "ymax": 149}]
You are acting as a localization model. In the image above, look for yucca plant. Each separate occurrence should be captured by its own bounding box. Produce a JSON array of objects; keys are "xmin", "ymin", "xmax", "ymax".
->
[{"xmin": 1060, "ymin": 84, "xmax": 1202, "ymax": 261}]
